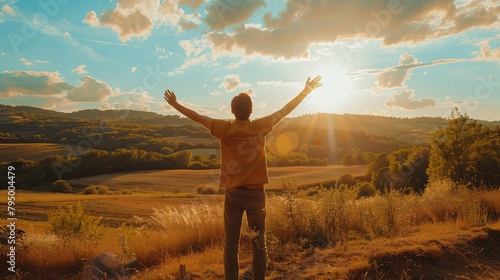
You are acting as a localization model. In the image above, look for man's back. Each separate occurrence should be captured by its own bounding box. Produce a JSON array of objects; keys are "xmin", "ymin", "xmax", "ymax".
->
[{"xmin": 211, "ymin": 117, "xmax": 276, "ymax": 189}]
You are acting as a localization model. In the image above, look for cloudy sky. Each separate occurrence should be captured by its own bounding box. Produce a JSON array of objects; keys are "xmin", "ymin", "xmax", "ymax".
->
[{"xmin": 1, "ymin": 0, "xmax": 499, "ymax": 121}]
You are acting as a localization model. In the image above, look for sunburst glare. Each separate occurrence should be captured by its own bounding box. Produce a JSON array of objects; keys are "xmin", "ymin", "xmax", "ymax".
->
[{"xmin": 309, "ymin": 63, "xmax": 353, "ymax": 112}]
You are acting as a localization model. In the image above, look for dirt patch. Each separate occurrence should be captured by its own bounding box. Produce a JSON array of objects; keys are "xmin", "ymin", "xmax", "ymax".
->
[{"xmin": 350, "ymin": 228, "xmax": 500, "ymax": 280}]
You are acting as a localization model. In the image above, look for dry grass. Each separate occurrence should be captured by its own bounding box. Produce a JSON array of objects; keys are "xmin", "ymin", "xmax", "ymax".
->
[
  {"xmin": 1, "ymin": 233, "xmax": 108, "ymax": 278},
  {"xmin": 129, "ymin": 203, "xmax": 225, "ymax": 267},
  {"xmin": 2, "ymin": 181, "xmax": 499, "ymax": 279}
]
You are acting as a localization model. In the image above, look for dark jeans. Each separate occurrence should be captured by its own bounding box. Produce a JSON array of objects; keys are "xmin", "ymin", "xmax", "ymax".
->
[{"xmin": 224, "ymin": 187, "xmax": 267, "ymax": 280}]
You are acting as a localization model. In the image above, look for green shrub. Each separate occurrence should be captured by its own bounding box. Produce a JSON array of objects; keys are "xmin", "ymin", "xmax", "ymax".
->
[
  {"xmin": 48, "ymin": 202, "xmax": 102, "ymax": 239},
  {"xmin": 82, "ymin": 185, "xmax": 109, "ymax": 195},
  {"xmin": 96, "ymin": 185, "xmax": 109, "ymax": 195},
  {"xmin": 196, "ymin": 186, "xmax": 217, "ymax": 195},
  {"xmin": 357, "ymin": 182, "xmax": 377, "ymax": 198},
  {"xmin": 82, "ymin": 185, "xmax": 98, "ymax": 195},
  {"xmin": 51, "ymin": 180, "xmax": 72, "ymax": 193}
]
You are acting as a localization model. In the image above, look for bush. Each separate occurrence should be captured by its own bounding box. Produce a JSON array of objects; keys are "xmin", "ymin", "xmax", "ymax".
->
[
  {"xmin": 96, "ymin": 185, "xmax": 109, "ymax": 194},
  {"xmin": 48, "ymin": 202, "xmax": 102, "ymax": 239},
  {"xmin": 52, "ymin": 180, "xmax": 72, "ymax": 193},
  {"xmin": 357, "ymin": 182, "xmax": 377, "ymax": 198},
  {"xmin": 82, "ymin": 185, "xmax": 109, "ymax": 195},
  {"xmin": 82, "ymin": 185, "xmax": 98, "ymax": 195},
  {"xmin": 196, "ymin": 186, "xmax": 218, "ymax": 195}
]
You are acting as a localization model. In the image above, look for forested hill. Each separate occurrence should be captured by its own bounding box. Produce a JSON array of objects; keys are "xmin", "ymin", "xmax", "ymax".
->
[
  {"xmin": 1, "ymin": 104, "xmax": 499, "ymax": 144},
  {"xmin": 0, "ymin": 104, "xmax": 193, "ymax": 125},
  {"xmin": 278, "ymin": 113, "xmax": 498, "ymax": 144}
]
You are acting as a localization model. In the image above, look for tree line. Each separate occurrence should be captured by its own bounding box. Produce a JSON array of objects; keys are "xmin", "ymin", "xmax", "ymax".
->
[{"xmin": 332, "ymin": 109, "xmax": 499, "ymax": 194}]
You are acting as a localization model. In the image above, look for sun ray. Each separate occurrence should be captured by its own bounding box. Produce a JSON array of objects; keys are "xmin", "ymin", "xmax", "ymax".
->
[{"xmin": 309, "ymin": 62, "xmax": 354, "ymax": 113}]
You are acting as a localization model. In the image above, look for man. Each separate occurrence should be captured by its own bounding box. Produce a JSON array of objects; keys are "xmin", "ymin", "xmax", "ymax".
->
[{"xmin": 164, "ymin": 75, "xmax": 322, "ymax": 280}]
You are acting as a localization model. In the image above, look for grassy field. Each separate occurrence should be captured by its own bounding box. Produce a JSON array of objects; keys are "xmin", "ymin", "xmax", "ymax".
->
[
  {"xmin": 1, "ymin": 181, "xmax": 500, "ymax": 279},
  {"xmin": 0, "ymin": 143, "xmax": 87, "ymax": 162},
  {"xmin": 68, "ymin": 164, "xmax": 368, "ymax": 192}
]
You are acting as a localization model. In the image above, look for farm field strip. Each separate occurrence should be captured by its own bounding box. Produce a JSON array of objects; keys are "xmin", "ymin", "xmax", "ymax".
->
[
  {"xmin": 0, "ymin": 191, "xmax": 223, "ymax": 223},
  {"xmin": 0, "ymin": 143, "xmax": 83, "ymax": 162},
  {"xmin": 68, "ymin": 165, "xmax": 368, "ymax": 192}
]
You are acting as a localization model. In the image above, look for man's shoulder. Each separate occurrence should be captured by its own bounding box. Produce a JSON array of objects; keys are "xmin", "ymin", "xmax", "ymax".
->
[
  {"xmin": 210, "ymin": 119, "xmax": 232, "ymax": 136},
  {"xmin": 212, "ymin": 119, "xmax": 232, "ymax": 127}
]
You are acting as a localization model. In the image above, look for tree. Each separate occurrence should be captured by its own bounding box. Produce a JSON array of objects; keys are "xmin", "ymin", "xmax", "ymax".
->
[
  {"xmin": 372, "ymin": 167, "xmax": 391, "ymax": 192},
  {"xmin": 428, "ymin": 108, "xmax": 500, "ymax": 188},
  {"xmin": 337, "ymin": 173, "xmax": 355, "ymax": 187},
  {"xmin": 168, "ymin": 150, "xmax": 193, "ymax": 169},
  {"xmin": 389, "ymin": 147, "xmax": 429, "ymax": 193},
  {"xmin": 367, "ymin": 153, "xmax": 389, "ymax": 176}
]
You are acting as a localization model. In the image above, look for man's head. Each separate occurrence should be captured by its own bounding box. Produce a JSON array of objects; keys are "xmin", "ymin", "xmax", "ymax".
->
[{"xmin": 231, "ymin": 93, "xmax": 252, "ymax": 120}]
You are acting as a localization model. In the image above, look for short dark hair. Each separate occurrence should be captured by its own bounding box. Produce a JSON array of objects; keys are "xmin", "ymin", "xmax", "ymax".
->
[{"xmin": 231, "ymin": 93, "xmax": 252, "ymax": 120}]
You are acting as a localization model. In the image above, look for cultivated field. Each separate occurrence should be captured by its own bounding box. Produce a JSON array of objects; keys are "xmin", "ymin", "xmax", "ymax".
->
[
  {"xmin": 68, "ymin": 165, "xmax": 368, "ymax": 192},
  {"xmin": 0, "ymin": 143, "xmax": 87, "ymax": 162}
]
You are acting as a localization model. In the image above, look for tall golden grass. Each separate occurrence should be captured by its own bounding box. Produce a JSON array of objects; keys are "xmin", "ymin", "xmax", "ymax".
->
[{"xmin": 3, "ymin": 180, "xmax": 499, "ymax": 279}]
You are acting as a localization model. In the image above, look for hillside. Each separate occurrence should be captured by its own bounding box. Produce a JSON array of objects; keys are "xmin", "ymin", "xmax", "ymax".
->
[
  {"xmin": 1, "ymin": 104, "xmax": 498, "ymax": 173},
  {"xmin": 285, "ymin": 113, "xmax": 500, "ymax": 144},
  {"xmin": 0, "ymin": 104, "xmax": 195, "ymax": 127},
  {"xmin": 2, "ymin": 104, "xmax": 498, "ymax": 144}
]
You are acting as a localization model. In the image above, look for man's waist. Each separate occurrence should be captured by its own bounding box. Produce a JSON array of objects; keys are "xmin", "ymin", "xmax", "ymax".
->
[{"xmin": 235, "ymin": 184, "xmax": 264, "ymax": 190}]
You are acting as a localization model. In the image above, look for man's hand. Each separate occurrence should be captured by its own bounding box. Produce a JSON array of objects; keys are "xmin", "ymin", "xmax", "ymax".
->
[
  {"xmin": 303, "ymin": 75, "xmax": 322, "ymax": 95},
  {"xmin": 164, "ymin": 90, "xmax": 178, "ymax": 106}
]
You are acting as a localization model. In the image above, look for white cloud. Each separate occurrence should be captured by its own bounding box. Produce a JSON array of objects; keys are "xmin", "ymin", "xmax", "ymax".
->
[
  {"xmin": 257, "ymin": 80, "xmax": 301, "ymax": 87},
  {"xmin": 244, "ymin": 87, "xmax": 256, "ymax": 96},
  {"xmin": 179, "ymin": 40, "xmax": 195, "ymax": 57},
  {"xmin": 177, "ymin": 53, "xmax": 209, "ymax": 71},
  {"xmin": 67, "ymin": 76, "xmax": 113, "ymax": 102},
  {"xmin": 19, "ymin": 57, "xmax": 50, "ymax": 66},
  {"xmin": 71, "ymin": 64, "xmax": 88, "ymax": 75},
  {"xmin": 104, "ymin": 89, "xmax": 155, "ymax": 111},
  {"xmin": 83, "ymin": 0, "xmax": 201, "ymax": 42},
  {"xmin": 204, "ymin": 0, "xmax": 265, "ymax": 30},
  {"xmin": 475, "ymin": 35, "xmax": 500, "ymax": 61},
  {"xmin": 39, "ymin": 95, "xmax": 74, "ymax": 109},
  {"xmin": 163, "ymin": 37, "xmax": 215, "ymax": 72},
  {"xmin": 217, "ymin": 103, "xmax": 229, "ymax": 114},
  {"xmin": 218, "ymin": 74, "xmax": 251, "ymax": 92},
  {"xmin": 19, "ymin": 58, "xmax": 33, "ymax": 66},
  {"xmin": 385, "ymin": 89, "xmax": 436, "ymax": 110},
  {"xmin": 1, "ymin": 5, "xmax": 15, "ymax": 16},
  {"xmin": 83, "ymin": 10, "xmax": 99, "ymax": 27},
  {"xmin": 376, "ymin": 53, "xmax": 421, "ymax": 88},
  {"xmin": 102, "ymin": 8, "xmax": 153, "ymax": 42},
  {"xmin": 0, "ymin": 70, "xmax": 73, "ymax": 98},
  {"xmin": 206, "ymin": 0, "xmax": 500, "ymax": 59},
  {"xmin": 153, "ymin": 44, "xmax": 172, "ymax": 59},
  {"xmin": 180, "ymin": 0, "xmax": 205, "ymax": 9},
  {"xmin": 358, "ymin": 52, "xmax": 470, "ymax": 93}
]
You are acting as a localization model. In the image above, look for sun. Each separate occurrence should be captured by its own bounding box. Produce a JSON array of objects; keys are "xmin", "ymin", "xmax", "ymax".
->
[{"xmin": 308, "ymin": 64, "xmax": 353, "ymax": 111}]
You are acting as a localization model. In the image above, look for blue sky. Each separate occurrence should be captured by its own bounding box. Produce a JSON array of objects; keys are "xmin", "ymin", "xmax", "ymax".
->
[{"xmin": 1, "ymin": 0, "xmax": 499, "ymax": 121}]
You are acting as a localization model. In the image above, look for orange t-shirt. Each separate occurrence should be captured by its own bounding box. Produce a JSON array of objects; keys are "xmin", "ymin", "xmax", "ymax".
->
[{"xmin": 211, "ymin": 112, "xmax": 284, "ymax": 189}]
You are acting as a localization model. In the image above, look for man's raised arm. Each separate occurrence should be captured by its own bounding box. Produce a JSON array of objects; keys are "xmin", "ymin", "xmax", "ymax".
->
[
  {"xmin": 164, "ymin": 90, "xmax": 212, "ymax": 130},
  {"xmin": 270, "ymin": 76, "xmax": 322, "ymax": 124}
]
